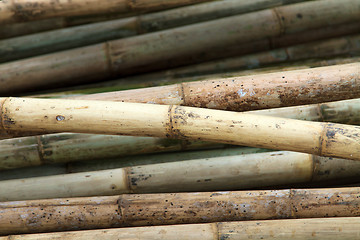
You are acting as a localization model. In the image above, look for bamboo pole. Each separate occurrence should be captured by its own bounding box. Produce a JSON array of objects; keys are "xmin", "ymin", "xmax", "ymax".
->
[
  {"xmin": 1, "ymin": 97, "xmax": 360, "ymax": 170},
  {"xmin": 0, "ymin": 97, "xmax": 360, "ymax": 160},
  {"xmin": 0, "ymin": 0, "xmax": 310, "ymax": 62},
  {"xmin": 1, "ymin": 187, "xmax": 360, "ymax": 235},
  {"xmin": 2, "ymin": 151, "xmax": 360, "ymax": 201},
  {"xmin": 1, "ymin": 217, "xmax": 360, "ymax": 240},
  {"xmin": 1, "ymin": 0, "xmax": 359, "ymax": 95},
  {"xmin": 75, "ymin": 63, "xmax": 360, "ymax": 111},
  {"xmin": 0, "ymin": 0, "xmax": 212, "ymax": 25}
]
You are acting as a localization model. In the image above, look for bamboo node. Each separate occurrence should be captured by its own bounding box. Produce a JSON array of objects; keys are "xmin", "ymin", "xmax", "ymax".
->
[{"xmin": 271, "ymin": 7, "xmax": 286, "ymax": 36}]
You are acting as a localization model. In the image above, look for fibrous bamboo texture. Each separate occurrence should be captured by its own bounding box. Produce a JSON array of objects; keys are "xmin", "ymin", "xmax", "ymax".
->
[
  {"xmin": 76, "ymin": 63, "xmax": 360, "ymax": 111},
  {"xmin": 0, "ymin": 0, "xmax": 211, "ymax": 25},
  {"xmin": 0, "ymin": 97, "xmax": 360, "ymax": 160},
  {"xmin": 1, "ymin": 0, "xmax": 360, "ymax": 94},
  {"xmin": 1, "ymin": 151, "xmax": 360, "ymax": 201},
  {"xmin": 1, "ymin": 98, "xmax": 360, "ymax": 169},
  {"xmin": 1, "ymin": 217, "xmax": 359, "ymax": 240},
  {"xmin": 1, "ymin": 187, "xmax": 360, "ymax": 235}
]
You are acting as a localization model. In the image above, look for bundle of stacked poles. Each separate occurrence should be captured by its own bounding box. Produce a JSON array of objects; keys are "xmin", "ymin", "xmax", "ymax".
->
[{"xmin": 0, "ymin": 0, "xmax": 360, "ymax": 238}]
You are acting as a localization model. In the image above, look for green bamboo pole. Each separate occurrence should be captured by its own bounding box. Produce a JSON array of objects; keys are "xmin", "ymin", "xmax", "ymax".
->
[
  {"xmin": 0, "ymin": 97, "xmax": 360, "ymax": 160},
  {"xmin": 1, "ymin": 217, "xmax": 359, "ymax": 240},
  {"xmin": 1, "ymin": 97, "xmax": 360, "ymax": 170},
  {"xmin": 0, "ymin": 0, "xmax": 212, "ymax": 25},
  {"xmin": 0, "ymin": 0, "xmax": 310, "ymax": 62},
  {"xmin": 2, "ymin": 151, "xmax": 360, "ymax": 201},
  {"xmin": 1, "ymin": 187, "xmax": 360, "ymax": 235},
  {"xmin": 1, "ymin": 0, "xmax": 359, "ymax": 95}
]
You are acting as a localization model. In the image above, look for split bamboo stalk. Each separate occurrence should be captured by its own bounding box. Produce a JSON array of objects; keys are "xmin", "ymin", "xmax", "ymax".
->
[
  {"xmin": 2, "ymin": 151, "xmax": 360, "ymax": 201},
  {"xmin": 1, "ymin": 97, "xmax": 360, "ymax": 170},
  {"xmin": 0, "ymin": 0, "xmax": 212, "ymax": 25},
  {"xmin": 1, "ymin": 217, "xmax": 360, "ymax": 240},
  {"xmin": 1, "ymin": 0, "xmax": 359, "ymax": 95},
  {"xmin": 75, "ymin": 63, "xmax": 360, "ymax": 111},
  {"xmin": 0, "ymin": 97, "xmax": 360, "ymax": 160},
  {"xmin": 0, "ymin": 0, "xmax": 310, "ymax": 62},
  {"xmin": 1, "ymin": 187, "xmax": 360, "ymax": 235}
]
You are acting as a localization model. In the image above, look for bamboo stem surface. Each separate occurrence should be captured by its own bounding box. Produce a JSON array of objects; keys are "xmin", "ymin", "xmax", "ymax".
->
[
  {"xmin": 0, "ymin": 97, "xmax": 359, "ymax": 160},
  {"xmin": 1, "ymin": 187, "xmax": 360, "ymax": 235},
  {"xmin": 2, "ymin": 151, "xmax": 360, "ymax": 201}
]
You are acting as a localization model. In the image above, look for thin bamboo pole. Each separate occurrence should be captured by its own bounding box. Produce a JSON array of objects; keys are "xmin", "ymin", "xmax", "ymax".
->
[
  {"xmin": 1, "ymin": 217, "xmax": 360, "ymax": 240},
  {"xmin": 1, "ymin": 187, "xmax": 360, "ymax": 235},
  {"xmin": 1, "ymin": 97, "xmax": 360, "ymax": 170},
  {"xmin": 2, "ymin": 151, "xmax": 360, "ymax": 201},
  {"xmin": 0, "ymin": 0, "xmax": 211, "ymax": 25},
  {"xmin": 0, "ymin": 0, "xmax": 310, "ymax": 62},
  {"xmin": 1, "ymin": 0, "xmax": 359, "ymax": 95},
  {"xmin": 0, "ymin": 97, "xmax": 359, "ymax": 160},
  {"xmin": 75, "ymin": 63, "xmax": 360, "ymax": 111}
]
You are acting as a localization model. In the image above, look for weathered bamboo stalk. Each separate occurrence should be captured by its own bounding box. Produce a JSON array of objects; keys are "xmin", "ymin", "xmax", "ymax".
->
[
  {"xmin": 1, "ymin": 217, "xmax": 360, "ymax": 240},
  {"xmin": 0, "ymin": 0, "xmax": 212, "ymax": 25},
  {"xmin": 1, "ymin": 187, "xmax": 360, "ymax": 235},
  {"xmin": 0, "ymin": 0, "xmax": 310, "ymax": 62},
  {"xmin": 1, "ymin": 0, "xmax": 359, "ymax": 95},
  {"xmin": 2, "ymin": 151, "xmax": 360, "ymax": 201},
  {"xmin": 1, "ymin": 97, "xmax": 360, "ymax": 160},
  {"xmin": 75, "ymin": 63, "xmax": 360, "ymax": 111},
  {"xmin": 1, "ymin": 97, "xmax": 360, "ymax": 170}
]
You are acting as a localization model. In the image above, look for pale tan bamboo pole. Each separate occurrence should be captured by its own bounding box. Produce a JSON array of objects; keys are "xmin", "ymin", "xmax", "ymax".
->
[
  {"xmin": 1, "ymin": 0, "xmax": 359, "ymax": 95},
  {"xmin": 0, "ymin": 0, "xmax": 212, "ymax": 25},
  {"xmin": 1, "ymin": 97, "xmax": 360, "ymax": 160},
  {"xmin": 1, "ymin": 217, "xmax": 360, "ymax": 240},
  {"xmin": 2, "ymin": 151, "xmax": 360, "ymax": 201},
  {"xmin": 1, "ymin": 187, "xmax": 360, "ymax": 235},
  {"xmin": 75, "ymin": 63, "xmax": 360, "ymax": 111}
]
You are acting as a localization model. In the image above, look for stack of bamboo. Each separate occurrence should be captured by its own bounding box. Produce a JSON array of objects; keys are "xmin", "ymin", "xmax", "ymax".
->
[{"xmin": 0, "ymin": 0, "xmax": 360, "ymax": 238}]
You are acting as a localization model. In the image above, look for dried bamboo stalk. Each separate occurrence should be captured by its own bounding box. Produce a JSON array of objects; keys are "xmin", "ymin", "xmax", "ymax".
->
[
  {"xmin": 0, "ymin": 97, "xmax": 360, "ymax": 160},
  {"xmin": 2, "ymin": 151, "xmax": 360, "ymax": 201},
  {"xmin": 1, "ymin": 217, "xmax": 359, "ymax": 240},
  {"xmin": 0, "ymin": 0, "xmax": 309, "ymax": 62},
  {"xmin": 1, "ymin": 0, "xmax": 359, "ymax": 95},
  {"xmin": 1, "ymin": 97, "xmax": 360, "ymax": 170},
  {"xmin": 75, "ymin": 63, "xmax": 360, "ymax": 111},
  {"xmin": 1, "ymin": 187, "xmax": 360, "ymax": 235},
  {"xmin": 0, "ymin": 0, "xmax": 211, "ymax": 25}
]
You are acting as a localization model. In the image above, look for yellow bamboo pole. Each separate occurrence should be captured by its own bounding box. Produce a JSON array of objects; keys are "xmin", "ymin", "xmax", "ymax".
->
[
  {"xmin": 0, "ymin": 97, "xmax": 359, "ymax": 160},
  {"xmin": 1, "ymin": 187, "xmax": 360, "ymax": 235},
  {"xmin": 0, "ymin": 217, "xmax": 359, "ymax": 240}
]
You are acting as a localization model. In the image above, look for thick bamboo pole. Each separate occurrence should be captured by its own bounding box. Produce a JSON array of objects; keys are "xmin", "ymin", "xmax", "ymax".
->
[
  {"xmin": 0, "ymin": 0, "xmax": 211, "ymax": 25},
  {"xmin": 0, "ymin": 0, "xmax": 309, "ymax": 62},
  {"xmin": 1, "ymin": 187, "xmax": 360, "ymax": 235},
  {"xmin": 75, "ymin": 63, "xmax": 360, "ymax": 111},
  {"xmin": 1, "ymin": 97, "xmax": 360, "ymax": 170},
  {"xmin": 0, "ymin": 97, "xmax": 360, "ymax": 160},
  {"xmin": 2, "ymin": 151, "xmax": 360, "ymax": 201},
  {"xmin": 1, "ymin": 0, "xmax": 359, "ymax": 95},
  {"xmin": 1, "ymin": 217, "xmax": 360, "ymax": 240}
]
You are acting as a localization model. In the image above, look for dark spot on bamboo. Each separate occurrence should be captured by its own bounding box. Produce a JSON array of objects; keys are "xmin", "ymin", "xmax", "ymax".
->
[{"xmin": 296, "ymin": 13, "xmax": 303, "ymax": 19}]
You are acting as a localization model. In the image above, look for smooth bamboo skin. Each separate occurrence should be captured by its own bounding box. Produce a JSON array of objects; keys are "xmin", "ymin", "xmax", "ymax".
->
[
  {"xmin": 1, "ymin": 217, "xmax": 360, "ymax": 240},
  {"xmin": 2, "ymin": 151, "xmax": 360, "ymax": 201},
  {"xmin": 76, "ymin": 63, "xmax": 360, "ymax": 111},
  {"xmin": 1, "ymin": 187, "xmax": 360, "ymax": 235},
  {"xmin": 0, "ymin": 133, "xmax": 221, "ymax": 170},
  {"xmin": 0, "ymin": 0, "xmax": 211, "ymax": 25},
  {"xmin": 1, "ymin": 0, "xmax": 360, "ymax": 95},
  {"xmin": 1, "ymin": 98, "xmax": 360, "ymax": 160},
  {"xmin": 0, "ymin": 0, "xmax": 308, "ymax": 63}
]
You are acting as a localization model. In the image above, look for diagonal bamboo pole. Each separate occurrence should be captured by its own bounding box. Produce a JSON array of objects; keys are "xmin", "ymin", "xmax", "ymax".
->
[
  {"xmin": 0, "ymin": 217, "xmax": 359, "ymax": 240},
  {"xmin": 0, "ymin": 0, "xmax": 212, "ymax": 25},
  {"xmin": 1, "ymin": 187, "xmax": 360, "ymax": 235},
  {"xmin": 1, "ymin": 151, "xmax": 360, "ymax": 201},
  {"xmin": 0, "ymin": 97, "xmax": 359, "ymax": 160},
  {"xmin": 1, "ymin": 0, "xmax": 359, "ymax": 95}
]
